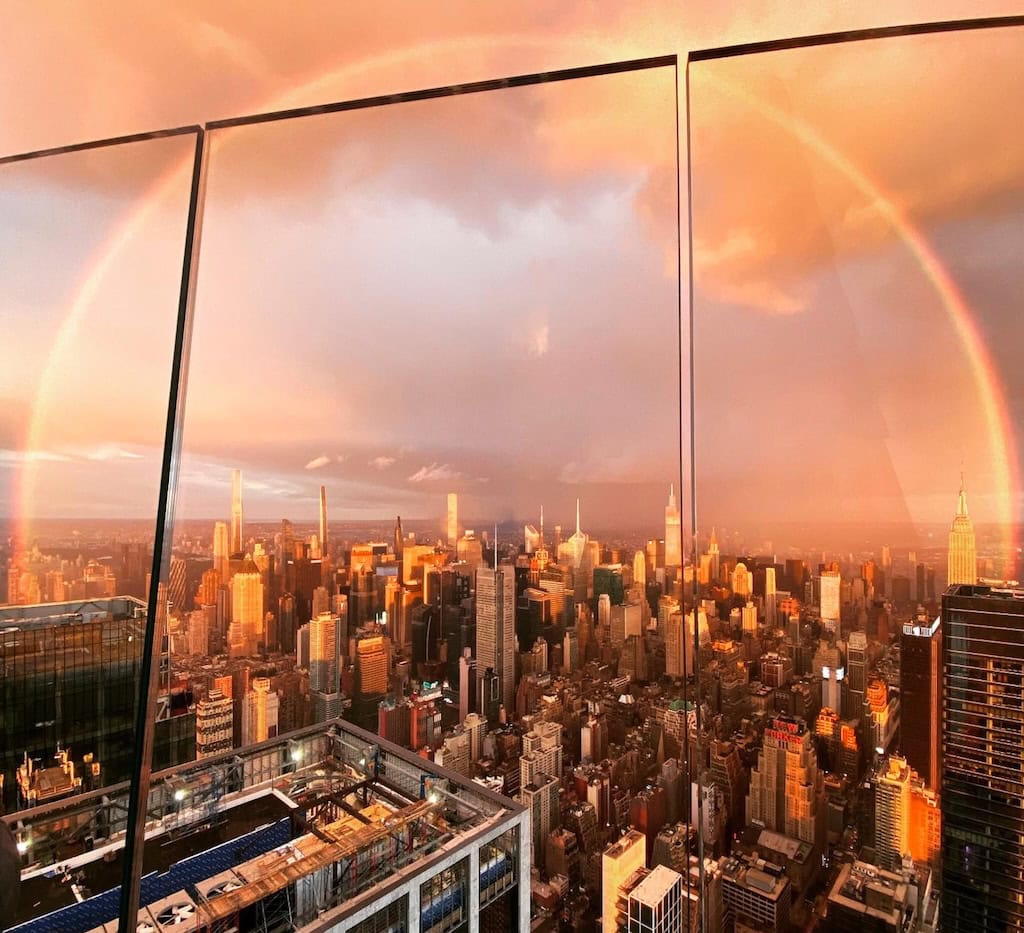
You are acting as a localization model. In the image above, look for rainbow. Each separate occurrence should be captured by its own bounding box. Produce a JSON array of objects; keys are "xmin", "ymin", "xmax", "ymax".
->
[
  {"xmin": 12, "ymin": 33, "xmax": 621, "ymax": 548},
  {"xmin": 693, "ymin": 67, "xmax": 1020, "ymax": 560},
  {"xmin": 13, "ymin": 41, "xmax": 1019, "ymax": 565}
]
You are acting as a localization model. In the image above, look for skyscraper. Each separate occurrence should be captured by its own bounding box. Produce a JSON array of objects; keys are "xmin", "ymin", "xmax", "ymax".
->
[
  {"xmin": 195, "ymin": 689, "xmax": 233, "ymax": 759},
  {"xmin": 820, "ymin": 569, "xmax": 841, "ymax": 632},
  {"xmin": 356, "ymin": 635, "xmax": 389, "ymax": 696},
  {"xmin": 241, "ymin": 677, "xmax": 278, "ymax": 745},
  {"xmin": 627, "ymin": 864, "xmax": 684, "ymax": 933},
  {"xmin": 309, "ymin": 612, "xmax": 339, "ymax": 695},
  {"xmin": 230, "ymin": 468, "xmax": 244, "ymax": 555},
  {"xmin": 213, "ymin": 520, "xmax": 230, "ymax": 583},
  {"xmin": 447, "ymin": 492, "xmax": 458, "ymax": 548},
  {"xmin": 765, "ymin": 566, "xmax": 777, "ymax": 628},
  {"xmin": 708, "ymin": 527, "xmax": 720, "ymax": 584},
  {"xmin": 846, "ymin": 630, "xmax": 867, "ymax": 718},
  {"xmin": 881, "ymin": 544, "xmax": 893, "ymax": 599},
  {"xmin": 947, "ymin": 472, "xmax": 977, "ymax": 586},
  {"xmin": 665, "ymin": 484, "xmax": 682, "ymax": 569},
  {"xmin": 746, "ymin": 716, "xmax": 823, "ymax": 848},
  {"xmin": 520, "ymin": 722, "xmax": 563, "ymax": 869},
  {"xmin": 229, "ymin": 560, "xmax": 264, "ymax": 656},
  {"xmin": 319, "ymin": 485, "xmax": 328, "ymax": 555},
  {"xmin": 900, "ymin": 612, "xmax": 940, "ymax": 789},
  {"xmin": 476, "ymin": 562, "xmax": 515, "ymax": 717},
  {"xmin": 603, "ymin": 830, "xmax": 646, "ymax": 931},
  {"xmin": 873, "ymin": 755, "xmax": 940, "ymax": 872},
  {"xmin": 390, "ymin": 513, "xmax": 403, "ymax": 553},
  {"xmin": 942, "ymin": 584, "xmax": 1024, "ymax": 931},
  {"xmin": 564, "ymin": 498, "xmax": 587, "ymax": 569},
  {"xmin": 665, "ymin": 609, "xmax": 693, "ymax": 680},
  {"xmin": 633, "ymin": 549, "xmax": 647, "ymax": 590},
  {"xmin": 309, "ymin": 614, "xmax": 342, "ymax": 721}
]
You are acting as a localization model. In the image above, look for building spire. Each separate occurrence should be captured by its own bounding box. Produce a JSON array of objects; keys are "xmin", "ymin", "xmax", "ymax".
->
[
  {"xmin": 958, "ymin": 470, "xmax": 968, "ymax": 517},
  {"xmin": 669, "ymin": 482, "xmax": 676, "ymax": 509},
  {"xmin": 575, "ymin": 498, "xmax": 581, "ymax": 536},
  {"xmin": 540, "ymin": 505, "xmax": 544, "ymax": 544},
  {"xmin": 494, "ymin": 523, "xmax": 499, "ymax": 566}
]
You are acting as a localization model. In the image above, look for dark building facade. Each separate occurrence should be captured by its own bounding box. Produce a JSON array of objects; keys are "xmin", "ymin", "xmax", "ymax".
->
[
  {"xmin": 900, "ymin": 613, "xmax": 941, "ymax": 789},
  {"xmin": 942, "ymin": 584, "xmax": 1024, "ymax": 932},
  {"xmin": 0, "ymin": 597, "xmax": 195, "ymax": 810}
]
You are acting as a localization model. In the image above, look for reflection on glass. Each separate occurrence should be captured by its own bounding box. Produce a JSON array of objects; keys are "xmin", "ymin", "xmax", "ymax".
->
[
  {"xmin": 133, "ymin": 65, "xmax": 678, "ymax": 933},
  {"xmin": 690, "ymin": 25, "xmax": 1023, "ymax": 933},
  {"xmin": 0, "ymin": 134, "xmax": 197, "ymax": 927}
]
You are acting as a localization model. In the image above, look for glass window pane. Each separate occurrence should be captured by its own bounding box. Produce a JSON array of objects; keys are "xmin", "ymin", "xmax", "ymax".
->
[
  {"xmin": 688, "ymin": 22, "xmax": 1023, "ymax": 933},
  {"xmin": 144, "ymin": 62, "xmax": 679, "ymax": 933},
  {"xmin": 0, "ymin": 131, "xmax": 199, "ymax": 929}
]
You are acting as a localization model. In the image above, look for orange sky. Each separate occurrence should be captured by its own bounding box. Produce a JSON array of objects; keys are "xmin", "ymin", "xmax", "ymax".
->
[{"xmin": 1, "ymin": 3, "xmax": 1021, "ymax": 561}]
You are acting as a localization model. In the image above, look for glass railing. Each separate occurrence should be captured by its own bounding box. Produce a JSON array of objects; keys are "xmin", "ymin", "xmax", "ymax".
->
[
  {"xmin": 0, "ymin": 128, "xmax": 201, "ymax": 929},
  {"xmin": 144, "ymin": 58, "xmax": 680, "ymax": 933},
  {"xmin": 3, "ymin": 14, "xmax": 1022, "ymax": 933},
  {"xmin": 3, "ymin": 57, "xmax": 681, "ymax": 933},
  {"xmin": 687, "ymin": 19, "xmax": 1023, "ymax": 933}
]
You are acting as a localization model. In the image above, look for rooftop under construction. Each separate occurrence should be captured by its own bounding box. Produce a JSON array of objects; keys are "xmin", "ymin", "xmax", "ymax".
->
[{"xmin": 5, "ymin": 719, "xmax": 528, "ymax": 933}]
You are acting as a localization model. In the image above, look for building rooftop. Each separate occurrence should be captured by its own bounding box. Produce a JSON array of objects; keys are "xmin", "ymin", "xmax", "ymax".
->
[
  {"xmin": 629, "ymin": 864, "xmax": 682, "ymax": 907},
  {"xmin": 945, "ymin": 584, "xmax": 1024, "ymax": 602},
  {"xmin": 0, "ymin": 596, "xmax": 146, "ymax": 630},
  {"xmin": 6, "ymin": 717, "xmax": 524, "ymax": 932},
  {"xmin": 605, "ymin": 829, "xmax": 645, "ymax": 861},
  {"xmin": 721, "ymin": 854, "xmax": 788, "ymax": 901},
  {"xmin": 828, "ymin": 860, "xmax": 911, "ymax": 927}
]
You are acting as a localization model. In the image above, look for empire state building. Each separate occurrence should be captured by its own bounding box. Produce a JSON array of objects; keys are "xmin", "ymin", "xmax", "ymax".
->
[{"xmin": 947, "ymin": 473, "xmax": 977, "ymax": 586}]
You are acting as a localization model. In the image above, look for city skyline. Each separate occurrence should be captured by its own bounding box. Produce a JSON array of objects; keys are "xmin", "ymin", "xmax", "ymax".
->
[{"xmin": 2, "ymin": 12, "xmax": 1023, "ymax": 931}]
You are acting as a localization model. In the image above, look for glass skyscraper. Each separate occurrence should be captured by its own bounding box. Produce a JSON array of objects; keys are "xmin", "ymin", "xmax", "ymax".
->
[{"xmin": 942, "ymin": 584, "xmax": 1024, "ymax": 931}]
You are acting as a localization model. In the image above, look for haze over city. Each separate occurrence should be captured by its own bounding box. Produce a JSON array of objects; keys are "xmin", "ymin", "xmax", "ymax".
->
[{"xmin": 2, "ymin": 7, "xmax": 1023, "ymax": 933}]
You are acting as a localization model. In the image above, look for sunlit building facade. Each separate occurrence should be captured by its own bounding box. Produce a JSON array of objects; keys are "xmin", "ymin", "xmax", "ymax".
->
[
  {"xmin": 602, "ymin": 829, "xmax": 646, "ymax": 930},
  {"xmin": 664, "ymin": 484, "xmax": 682, "ymax": 569},
  {"xmin": 476, "ymin": 562, "xmax": 515, "ymax": 716},
  {"xmin": 230, "ymin": 467, "xmax": 244, "ymax": 555},
  {"xmin": 946, "ymin": 474, "xmax": 977, "ymax": 586},
  {"xmin": 746, "ymin": 716, "xmax": 823, "ymax": 848}
]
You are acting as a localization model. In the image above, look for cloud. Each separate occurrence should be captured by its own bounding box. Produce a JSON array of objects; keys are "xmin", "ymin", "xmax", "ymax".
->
[
  {"xmin": 693, "ymin": 231, "xmax": 757, "ymax": 268},
  {"xmin": 370, "ymin": 455, "xmax": 396, "ymax": 470},
  {"xmin": 0, "ymin": 446, "xmax": 145, "ymax": 464},
  {"xmin": 528, "ymin": 321, "xmax": 549, "ymax": 358},
  {"xmin": 0, "ymin": 448, "xmax": 72, "ymax": 464},
  {"xmin": 408, "ymin": 462, "xmax": 461, "ymax": 483},
  {"xmin": 703, "ymin": 278, "xmax": 807, "ymax": 316},
  {"xmin": 81, "ymin": 445, "xmax": 144, "ymax": 461},
  {"xmin": 305, "ymin": 454, "xmax": 331, "ymax": 470},
  {"xmin": 558, "ymin": 453, "xmax": 661, "ymax": 485}
]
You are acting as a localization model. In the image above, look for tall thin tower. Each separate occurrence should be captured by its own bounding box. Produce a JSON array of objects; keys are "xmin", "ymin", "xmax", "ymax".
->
[
  {"xmin": 213, "ymin": 521, "xmax": 230, "ymax": 582},
  {"xmin": 476, "ymin": 556, "xmax": 515, "ymax": 717},
  {"xmin": 447, "ymin": 492, "xmax": 458, "ymax": 548},
  {"xmin": 319, "ymin": 485, "xmax": 329, "ymax": 556},
  {"xmin": 230, "ymin": 469, "xmax": 244, "ymax": 555},
  {"xmin": 567, "ymin": 498, "xmax": 587, "ymax": 569},
  {"xmin": 665, "ymin": 483, "xmax": 682, "ymax": 568},
  {"xmin": 947, "ymin": 472, "xmax": 977, "ymax": 586}
]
